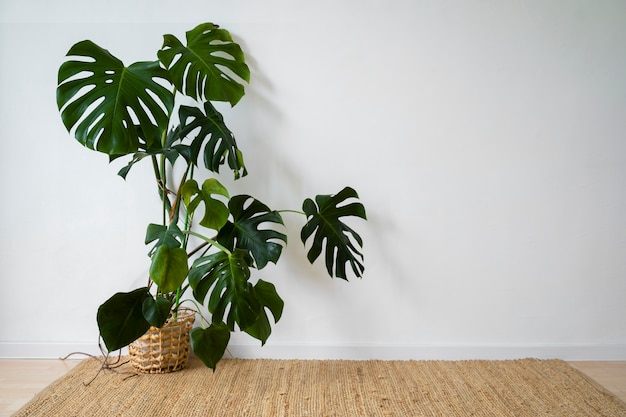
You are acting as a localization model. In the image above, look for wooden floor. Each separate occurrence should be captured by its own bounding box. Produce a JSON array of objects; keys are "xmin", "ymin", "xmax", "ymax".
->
[{"xmin": 0, "ymin": 359, "xmax": 624, "ymax": 416}]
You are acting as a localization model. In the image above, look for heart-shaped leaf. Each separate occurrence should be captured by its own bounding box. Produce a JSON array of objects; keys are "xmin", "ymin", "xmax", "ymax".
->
[
  {"xmin": 97, "ymin": 288, "xmax": 151, "ymax": 352},
  {"xmin": 142, "ymin": 296, "xmax": 173, "ymax": 328},
  {"xmin": 301, "ymin": 187, "xmax": 367, "ymax": 280},
  {"xmin": 217, "ymin": 195, "xmax": 287, "ymax": 269},
  {"xmin": 149, "ymin": 245, "xmax": 189, "ymax": 293},
  {"xmin": 190, "ymin": 323, "xmax": 230, "ymax": 371}
]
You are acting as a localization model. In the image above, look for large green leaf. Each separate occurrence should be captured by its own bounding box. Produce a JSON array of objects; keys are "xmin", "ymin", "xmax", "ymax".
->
[
  {"xmin": 244, "ymin": 280, "xmax": 284, "ymax": 345},
  {"xmin": 96, "ymin": 288, "xmax": 151, "ymax": 352},
  {"xmin": 188, "ymin": 249, "xmax": 260, "ymax": 331},
  {"xmin": 217, "ymin": 195, "xmax": 287, "ymax": 269},
  {"xmin": 57, "ymin": 40, "xmax": 173, "ymax": 156},
  {"xmin": 158, "ymin": 22, "xmax": 250, "ymax": 106},
  {"xmin": 149, "ymin": 245, "xmax": 189, "ymax": 293},
  {"xmin": 301, "ymin": 187, "xmax": 367, "ymax": 280},
  {"xmin": 181, "ymin": 178, "xmax": 230, "ymax": 231},
  {"xmin": 190, "ymin": 323, "xmax": 230, "ymax": 371},
  {"xmin": 173, "ymin": 103, "xmax": 247, "ymax": 179}
]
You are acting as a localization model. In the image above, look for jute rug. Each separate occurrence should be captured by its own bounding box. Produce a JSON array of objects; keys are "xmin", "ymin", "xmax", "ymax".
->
[{"xmin": 14, "ymin": 357, "xmax": 626, "ymax": 416}]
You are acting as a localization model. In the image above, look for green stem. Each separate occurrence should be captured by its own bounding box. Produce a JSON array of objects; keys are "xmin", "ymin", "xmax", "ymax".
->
[
  {"xmin": 174, "ymin": 288, "xmax": 181, "ymax": 319},
  {"xmin": 184, "ymin": 231, "xmax": 232, "ymax": 255},
  {"xmin": 277, "ymin": 209, "xmax": 306, "ymax": 216},
  {"xmin": 188, "ymin": 241, "xmax": 211, "ymax": 257},
  {"xmin": 178, "ymin": 299, "xmax": 210, "ymax": 328},
  {"xmin": 151, "ymin": 155, "xmax": 161, "ymax": 185},
  {"xmin": 160, "ymin": 154, "xmax": 167, "ymax": 225},
  {"xmin": 170, "ymin": 163, "xmax": 192, "ymax": 225},
  {"xmin": 174, "ymin": 165, "xmax": 195, "ymax": 314}
]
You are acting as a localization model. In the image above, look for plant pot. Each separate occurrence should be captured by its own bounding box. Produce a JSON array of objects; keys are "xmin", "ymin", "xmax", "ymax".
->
[{"xmin": 128, "ymin": 309, "xmax": 196, "ymax": 374}]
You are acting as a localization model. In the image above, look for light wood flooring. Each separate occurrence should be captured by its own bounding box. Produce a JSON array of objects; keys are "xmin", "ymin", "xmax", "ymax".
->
[{"xmin": 0, "ymin": 359, "xmax": 624, "ymax": 416}]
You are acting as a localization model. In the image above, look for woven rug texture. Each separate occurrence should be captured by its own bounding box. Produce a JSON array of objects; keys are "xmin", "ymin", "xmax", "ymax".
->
[{"xmin": 14, "ymin": 357, "xmax": 626, "ymax": 416}]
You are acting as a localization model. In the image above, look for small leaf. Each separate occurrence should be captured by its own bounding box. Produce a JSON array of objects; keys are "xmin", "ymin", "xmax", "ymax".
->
[
  {"xmin": 117, "ymin": 152, "xmax": 150, "ymax": 179},
  {"xmin": 190, "ymin": 323, "xmax": 231, "ymax": 371},
  {"xmin": 145, "ymin": 223, "xmax": 184, "ymax": 251},
  {"xmin": 142, "ymin": 296, "xmax": 173, "ymax": 327},
  {"xmin": 181, "ymin": 178, "xmax": 230, "ymax": 231},
  {"xmin": 149, "ymin": 245, "xmax": 189, "ymax": 293},
  {"xmin": 97, "ymin": 288, "xmax": 151, "ymax": 352},
  {"xmin": 301, "ymin": 187, "xmax": 367, "ymax": 279}
]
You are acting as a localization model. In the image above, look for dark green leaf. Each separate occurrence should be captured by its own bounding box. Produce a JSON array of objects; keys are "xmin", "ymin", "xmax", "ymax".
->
[
  {"xmin": 57, "ymin": 40, "xmax": 173, "ymax": 156},
  {"xmin": 97, "ymin": 288, "xmax": 151, "ymax": 352},
  {"xmin": 172, "ymin": 103, "xmax": 247, "ymax": 179},
  {"xmin": 217, "ymin": 195, "xmax": 286, "ymax": 269},
  {"xmin": 158, "ymin": 22, "xmax": 250, "ymax": 106},
  {"xmin": 116, "ymin": 152, "xmax": 150, "ymax": 179},
  {"xmin": 190, "ymin": 323, "xmax": 230, "ymax": 371},
  {"xmin": 244, "ymin": 280, "xmax": 284, "ymax": 345},
  {"xmin": 149, "ymin": 245, "xmax": 189, "ymax": 293},
  {"xmin": 116, "ymin": 147, "xmax": 181, "ymax": 179},
  {"xmin": 188, "ymin": 249, "xmax": 259, "ymax": 331},
  {"xmin": 301, "ymin": 187, "xmax": 367, "ymax": 280},
  {"xmin": 142, "ymin": 296, "xmax": 173, "ymax": 327}
]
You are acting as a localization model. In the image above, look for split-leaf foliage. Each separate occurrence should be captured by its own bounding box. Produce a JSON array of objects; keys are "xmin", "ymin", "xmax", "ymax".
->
[{"xmin": 57, "ymin": 22, "xmax": 366, "ymax": 370}]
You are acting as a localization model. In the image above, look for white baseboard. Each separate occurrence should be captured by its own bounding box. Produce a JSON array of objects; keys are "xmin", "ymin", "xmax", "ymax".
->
[
  {"xmin": 0, "ymin": 342, "xmax": 115, "ymax": 359},
  {"xmin": 1, "ymin": 342, "xmax": 625, "ymax": 361},
  {"xmin": 224, "ymin": 343, "xmax": 626, "ymax": 361}
]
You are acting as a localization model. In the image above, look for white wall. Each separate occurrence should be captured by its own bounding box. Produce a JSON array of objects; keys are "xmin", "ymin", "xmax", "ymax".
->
[{"xmin": 1, "ymin": 0, "xmax": 625, "ymax": 360}]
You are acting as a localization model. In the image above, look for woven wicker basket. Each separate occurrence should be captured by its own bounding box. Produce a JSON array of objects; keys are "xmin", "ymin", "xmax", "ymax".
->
[{"xmin": 128, "ymin": 309, "xmax": 196, "ymax": 374}]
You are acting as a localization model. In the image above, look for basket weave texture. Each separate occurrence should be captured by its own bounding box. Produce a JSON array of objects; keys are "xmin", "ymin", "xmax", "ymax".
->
[{"xmin": 128, "ymin": 309, "xmax": 195, "ymax": 374}]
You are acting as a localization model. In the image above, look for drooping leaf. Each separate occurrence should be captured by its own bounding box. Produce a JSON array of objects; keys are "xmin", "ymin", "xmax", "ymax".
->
[
  {"xmin": 172, "ymin": 103, "xmax": 247, "ymax": 179},
  {"xmin": 116, "ymin": 146, "xmax": 181, "ymax": 179},
  {"xmin": 244, "ymin": 280, "xmax": 284, "ymax": 345},
  {"xmin": 96, "ymin": 287, "xmax": 151, "ymax": 352},
  {"xmin": 181, "ymin": 178, "xmax": 230, "ymax": 231},
  {"xmin": 158, "ymin": 22, "xmax": 250, "ymax": 106},
  {"xmin": 57, "ymin": 40, "xmax": 173, "ymax": 156},
  {"xmin": 142, "ymin": 296, "xmax": 173, "ymax": 328},
  {"xmin": 190, "ymin": 323, "xmax": 231, "ymax": 371},
  {"xmin": 301, "ymin": 187, "xmax": 367, "ymax": 280},
  {"xmin": 149, "ymin": 245, "xmax": 189, "ymax": 293},
  {"xmin": 217, "ymin": 195, "xmax": 287, "ymax": 269},
  {"xmin": 116, "ymin": 152, "xmax": 151, "ymax": 179},
  {"xmin": 188, "ymin": 249, "xmax": 260, "ymax": 331}
]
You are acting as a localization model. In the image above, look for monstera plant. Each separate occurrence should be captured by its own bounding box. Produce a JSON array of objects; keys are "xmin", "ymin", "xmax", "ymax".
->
[{"xmin": 56, "ymin": 22, "xmax": 366, "ymax": 369}]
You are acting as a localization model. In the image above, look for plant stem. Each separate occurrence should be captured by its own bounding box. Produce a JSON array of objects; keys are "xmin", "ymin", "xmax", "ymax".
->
[
  {"xmin": 160, "ymin": 154, "xmax": 167, "ymax": 225},
  {"xmin": 169, "ymin": 163, "xmax": 192, "ymax": 225},
  {"xmin": 178, "ymin": 299, "xmax": 209, "ymax": 328},
  {"xmin": 174, "ymin": 287, "xmax": 181, "ymax": 319},
  {"xmin": 184, "ymin": 231, "xmax": 232, "ymax": 255},
  {"xmin": 277, "ymin": 209, "xmax": 306, "ymax": 216},
  {"xmin": 188, "ymin": 241, "xmax": 211, "ymax": 257},
  {"xmin": 174, "ymin": 165, "xmax": 195, "ymax": 314}
]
